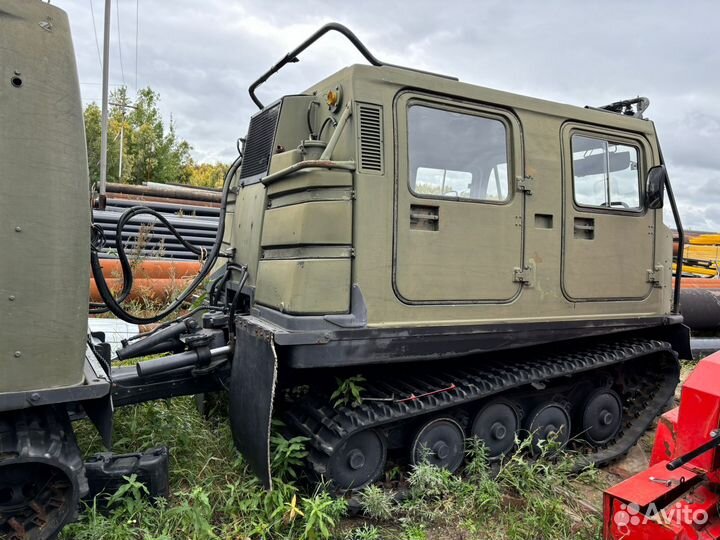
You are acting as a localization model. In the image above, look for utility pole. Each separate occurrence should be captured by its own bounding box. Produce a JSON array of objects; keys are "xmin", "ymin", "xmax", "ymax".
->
[
  {"xmin": 119, "ymin": 119, "xmax": 123, "ymax": 179},
  {"xmin": 98, "ymin": 0, "xmax": 112, "ymax": 209},
  {"xmin": 110, "ymin": 99, "xmax": 138, "ymax": 182}
]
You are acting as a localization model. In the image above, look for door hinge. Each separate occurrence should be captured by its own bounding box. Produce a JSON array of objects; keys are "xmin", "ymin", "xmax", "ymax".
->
[
  {"xmin": 647, "ymin": 265, "xmax": 664, "ymax": 288},
  {"xmin": 513, "ymin": 264, "xmax": 535, "ymax": 287},
  {"xmin": 516, "ymin": 175, "xmax": 535, "ymax": 195}
]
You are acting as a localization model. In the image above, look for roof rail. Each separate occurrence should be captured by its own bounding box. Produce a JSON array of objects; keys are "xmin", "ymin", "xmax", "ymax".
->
[
  {"xmin": 587, "ymin": 97, "xmax": 650, "ymax": 119},
  {"xmin": 248, "ymin": 22, "xmax": 457, "ymax": 109}
]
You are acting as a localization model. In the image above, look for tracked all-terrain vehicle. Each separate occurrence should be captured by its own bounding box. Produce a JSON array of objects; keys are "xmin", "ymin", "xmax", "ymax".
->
[{"xmin": 1, "ymin": 2, "xmax": 690, "ymax": 538}]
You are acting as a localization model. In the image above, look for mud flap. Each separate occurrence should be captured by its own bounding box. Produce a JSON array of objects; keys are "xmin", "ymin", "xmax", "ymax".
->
[{"xmin": 229, "ymin": 323, "xmax": 278, "ymax": 489}]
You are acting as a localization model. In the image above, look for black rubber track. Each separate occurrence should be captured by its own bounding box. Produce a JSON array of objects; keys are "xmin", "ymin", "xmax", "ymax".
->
[
  {"xmin": 285, "ymin": 339, "xmax": 680, "ymax": 488},
  {"xmin": 0, "ymin": 406, "xmax": 86, "ymax": 540}
]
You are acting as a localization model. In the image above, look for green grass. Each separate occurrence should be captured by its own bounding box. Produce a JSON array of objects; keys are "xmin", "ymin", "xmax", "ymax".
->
[{"xmin": 64, "ymin": 399, "xmax": 603, "ymax": 540}]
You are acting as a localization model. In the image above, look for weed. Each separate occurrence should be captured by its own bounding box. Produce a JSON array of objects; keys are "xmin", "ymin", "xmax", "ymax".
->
[
  {"xmin": 360, "ymin": 484, "xmax": 395, "ymax": 520},
  {"xmin": 401, "ymin": 523, "xmax": 428, "ymax": 540},
  {"xmin": 344, "ymin": 524, "xmax": 383, "ymax": 540},
  {"xmin": 384, "ymin": 464, "xmax": 403, "ymax": 482},
  {"xmin": 107, "ymin": 474, "xmax": 150, "ymax": 516},
  {"xmin": 166, "ymin": 487, "xmax": 217, "ymax": 538},
  {"xmin": 271, "ymin": 432, "xmax": 310, "ymax": 481},
  {"xmin": 407, "ymin": 461, "xmax": 459, "ymax": 501},
  {"xmin": 464, "ymin": 436, "xmax": 491, "ymax": 479},
  {"xmin": 496, "ymin": 436, "xmax": 575, "ymax": 498},
  {"xmin": 63, "ymin": 390, "xmax": 610, "ymax": 540},
  {"xmin": 331, "ymin": 375, "xmax": 366, "ymax": 408},
  {"xmin": 301, "ymin": 484, "xmax": 348, "ymax": 540},
  {"xmin": 464, "ymin": 438, "xmax": 502, "ymax": 513},
  {"xmin": 504, "ymin": 494, "xmax": 574, "ymax": 540}
]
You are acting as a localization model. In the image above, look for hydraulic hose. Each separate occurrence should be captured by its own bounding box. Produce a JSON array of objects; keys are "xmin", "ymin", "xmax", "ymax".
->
[
  {"xmin": 90, "ymin": 155, "xmax": 242, "ymax": 324},
  {"xmin": 227, "ymin": 267, "xmax": 249, "ymax": 334},
  {"xmin": 123, "ymin": 305, "xmax": 218, "ymax": 344},
  {"xmin": 209, "ymin": 262, "xmax": 246, "ymax": 307},
  {"xmin": 89, "ymin": 222, "xmax": 132, "ymax": 314}
]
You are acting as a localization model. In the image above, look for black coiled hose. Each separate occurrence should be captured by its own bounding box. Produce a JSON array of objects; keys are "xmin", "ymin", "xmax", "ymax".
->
[{"xmin": 90, "ymin": 155, "xmax": 242, "ymax": 324}]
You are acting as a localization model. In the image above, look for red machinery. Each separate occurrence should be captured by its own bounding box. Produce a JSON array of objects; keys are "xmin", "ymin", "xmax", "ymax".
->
[{"xmin": 603, "ymin": 352, "xmax": 720, "ymax": 539}]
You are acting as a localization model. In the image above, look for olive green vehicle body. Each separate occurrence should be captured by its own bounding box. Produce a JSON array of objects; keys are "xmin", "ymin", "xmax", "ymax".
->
[
  {"xmin": 0, "ymin": 6, "xmax": 690, "ymax": 535},
  {"xmin": 0, "ymin": 1, "xmax": 108, "ymax": 403},
  {"xmin": 224, "ymin": 64, "xmax": 679, "ymax": 366}
]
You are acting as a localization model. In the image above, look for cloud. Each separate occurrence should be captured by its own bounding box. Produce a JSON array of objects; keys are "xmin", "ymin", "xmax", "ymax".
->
[{"xmin": 58, "ymin": 0, "xmax": 720, "ymax": 228}]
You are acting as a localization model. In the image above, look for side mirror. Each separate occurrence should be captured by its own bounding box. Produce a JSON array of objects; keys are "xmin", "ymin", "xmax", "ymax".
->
[{"xmin": 646, "ymin": 165, "xmax": 667, "ymax": 209}]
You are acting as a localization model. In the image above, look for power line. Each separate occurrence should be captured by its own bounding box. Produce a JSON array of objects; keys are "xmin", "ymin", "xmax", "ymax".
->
[
  {"xmin": 135, "ymin": 0, "xmax": 140, "ymax": 90},
  {"xmin": 88, "ymin": 0, "xmax": 103, "ymax": 70},
  {"xmin": 81, "ymin": 81, "xmax": 125, "ymax": 86},
  {"xmin": 116, "ymin": 0, "xmax": 126, "ymax": 86}
]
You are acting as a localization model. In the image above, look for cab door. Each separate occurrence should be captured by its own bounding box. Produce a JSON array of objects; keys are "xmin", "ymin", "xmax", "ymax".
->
[
  {"xmin": 561, "ymin": 124, "xmax": 656, "ymax": 301},
  {"xmin": 393, "ymin": 92, "xmax": 525, "ymax": 304}
]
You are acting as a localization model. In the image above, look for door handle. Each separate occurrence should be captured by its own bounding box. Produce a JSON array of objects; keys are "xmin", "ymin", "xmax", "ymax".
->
[
  {"xmin": 410, "ymin": 205, "xmax": 439, "ymax": 231},
  {"xmin": 573, "ymin": 217, "xmax": 595, "ymax": 240}
]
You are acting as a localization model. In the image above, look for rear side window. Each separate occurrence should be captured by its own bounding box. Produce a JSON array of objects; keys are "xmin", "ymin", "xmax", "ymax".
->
[
  {"xmin": 408, "ymin": 104, "xmax": 510, "ymax": 202},
  {"xmin": 572, "ymin": 134, "xmax": 641, "ymax": 210}
]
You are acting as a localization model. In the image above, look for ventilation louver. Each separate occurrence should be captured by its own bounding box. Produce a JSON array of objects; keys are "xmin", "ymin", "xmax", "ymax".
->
[
  {"xmin": 239, "ymin": 103, "xmax": 281, "ymax": 181},
  {"xmin": 357, "ymin": 103, "xmax": 384, "ymax": 174}
]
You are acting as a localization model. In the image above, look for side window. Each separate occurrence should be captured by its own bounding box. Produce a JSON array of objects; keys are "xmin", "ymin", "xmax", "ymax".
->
[
  {"xmin": 408, "ymin": 104, "xmax": 510, "ymax": 202},
  {"xmin": 572, "ymin": 134, "xmax": 641, "ymax": 210}
]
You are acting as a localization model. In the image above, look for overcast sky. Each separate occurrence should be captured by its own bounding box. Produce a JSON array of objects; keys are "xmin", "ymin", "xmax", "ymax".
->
[{"xmin": 57, "ymin": 0, "xmax": 720, "ymax": 230}]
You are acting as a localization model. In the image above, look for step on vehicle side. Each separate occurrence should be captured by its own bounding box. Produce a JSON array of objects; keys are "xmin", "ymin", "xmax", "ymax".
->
[{"xmin": 0, "ymin": 3, "xmax": 691, "ymax": 538}]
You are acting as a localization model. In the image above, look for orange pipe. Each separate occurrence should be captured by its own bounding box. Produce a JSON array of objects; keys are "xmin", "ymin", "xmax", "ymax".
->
[
  {"xmin": 96, "ymin": 259, "xmax": 201, "ymax": 279},
  {"xmin": 90, "ymin": 277, "xmax": 194, "ymax": 303},
  {"xmin": 107, "ymin": 192, "xmax": 221, "ymax": 208},
  {"xmin": 90, "ymin": 259, "xmax": 201, "ymax": 304},
  {"xmin": 674, "ymin": 277, "xmax": 720, "ymax": 290}
]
